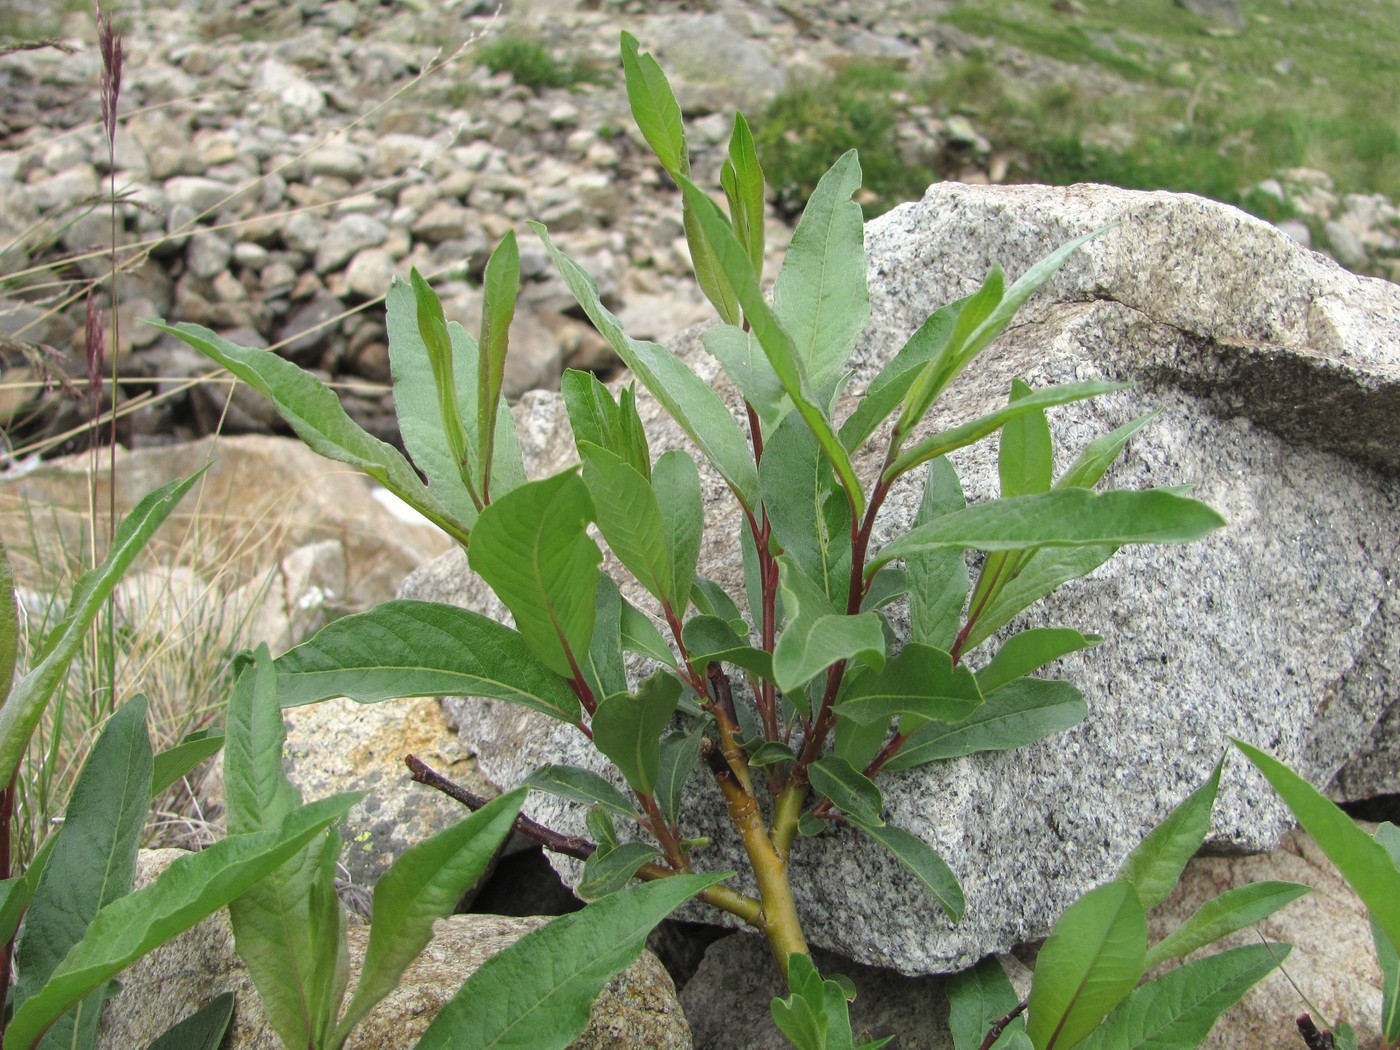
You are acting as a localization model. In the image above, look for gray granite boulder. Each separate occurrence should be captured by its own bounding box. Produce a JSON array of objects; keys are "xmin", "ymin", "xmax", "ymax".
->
[{"xmin": 401, "ymin": 184, "xmax": 1400, "ymax": 974}]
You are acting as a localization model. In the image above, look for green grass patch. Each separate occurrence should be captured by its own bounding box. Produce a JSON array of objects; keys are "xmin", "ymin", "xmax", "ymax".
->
[{"xmin": 476, "ymin": 35, "xmax": 609, "ymax": 93}]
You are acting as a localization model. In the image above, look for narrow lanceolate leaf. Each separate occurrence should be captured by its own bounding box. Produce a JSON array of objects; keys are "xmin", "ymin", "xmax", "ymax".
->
[
  {"xmin": 532, "ymin": 223, "xmax": 759, "ymax": 510},
  {"xmin": 907, "ymin": 457, "xmax": 969, "ymax": 651},
  {"xmin": 809, "ymin": 757, "xmax": 884, "ymax": 828},
  {"xmin": 999, "ymin": 378, "xmax": 1054, "ymax": 498},
  {"xmin": 839, "ymin": 298, "xmax": 965, "ymax": 453},
  {"xmin": 1076, "ymin": 943, "xmax": 1287, "ymax": 1050},
  {"xmin": 869, "ymin": 489, "xmax": 1226, "ymax": 575},
  {"xmin": 761, "ymin": 411, "xmax": 853, "ymax": 607},
  {"xmin": 13, "ymin": 697, "xmax": 152, "ymax": 1050},
  {"xmin": 411, "ymin": 268, "xmax": 474, "ymax": 496},
  {"xmin": 772, "ymin": 557, "xmax": 884, "ymax": 696},
  {"xmin": 1026, "ymin": 880, "xmax": 1146, "ymax": 1050},
  {"xmin": 225, "ymin": 648, "xmax": 334, "ymax": 1050},
  {"xmin": 724, "ymin": 111, "xmax": 765, "ymax": 272},
  {"xmin": 0, "ymin": 542, "xmax": 17, "ymax": 712},
  {"xmin": 853, "ymin": 821, "xmax": 965, "ymax": 922},
  {"xmin": 145, "ymin": 992, "xmax": 235, "ymax": 1050},
  {"xmin": 885, "ymin": 678, "xmax": 1087, "ymax": 772},
  {"xmin": 947, "ymin": 957, "xmax": 1022, "ymax": 1050},
  {"xmin": 772, "ymin": 150, "xmax": 868, "ymax": 387},
  {"xmin": 578, "ymin": 841, "xmax": 663, "ymax": 900},
  {"xmin": 478, "ymin": 231, "xmax": 519, "ymax": 500},
  {"xmin": 837, "ymin": 643, "xmax": 981, "ymax": 727},
  {"xmin": 3, "ymin": 795, "xmax": 361, "ymax": 1050},
  {"xmin": 676, "ymin": 176, "xmax": 865, "ymax": 520},
  {"xmin": 886, "ymin": 381, "xmax": 1130, "ymax": 483},
  {"xmin": 580, "ymin": 442, "xmax": 673, "ymax": 605},
  {"xmin": 976, "ymin": 629, "xmax": 1102, "ymax": 695},
  {"xmin": 592, "ymin": 673, "xmax": 682, "ymax": 795},
  {"xmin": 0, "ymin": 473, "xmax": 198, "ymax": 786},
  {"xmin": 525, "ymin": 765, "xmax": 640, "ymax": 820},
  {"xmin": 273, "ymin": 601, "xmax": 580, "ymax": 725},
  {"xmin": 620, "ymin": 31, "xmax": 687, "ymax": 179},
  {"xmin": 1143, "ymin": 881, "xmax": 1310, "ymax": 970},
  {"xmin": 1118, "ymin": 758, "xmax": 1223, "ymax": 911},
  {"xmin": 1056, "ymin": 410, "xmax": 1162, "ymax": 491},
  {"xmin": 415, "ymin": 872, "xmax": 729, "ymax": 1050},
  {"xmin": 152, "ymin": 322, "xmax": 469, "ymax": 544},
  {"xmin": 334, "ymin": 790, "xmax": 526, "ymax": 1042},
  {"xmin": 469, "ymin": 471, "xmax": 601, "ymax": 681},
  {"xmin": 1232, "ymin": 739, "xmax": 1400, "ymax": 957},
  {"xmin": 151, "ymin": 731, "xmax": 224, "ymax": 799},
  {"xmin": 653, "ymin": 450, "xmax": 703, "ymax": 613},
  {"xmin": 964, "ymin": 546, "xmax": 1117, "ymax": 652},
  {"xmin": 619, "ymin": 596, "xmax": 676, "ymax": 667}
]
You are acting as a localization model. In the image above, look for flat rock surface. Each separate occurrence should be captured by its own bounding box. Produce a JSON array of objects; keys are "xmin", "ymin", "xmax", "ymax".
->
[{"xmin": 403, "ymin": 184, "xmax": 1400, "ymax": 975}]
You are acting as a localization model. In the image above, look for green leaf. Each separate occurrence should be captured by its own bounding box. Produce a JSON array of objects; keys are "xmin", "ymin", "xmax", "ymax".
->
[
  {"xmin": 415, "ymin": 872, "xmax": 729, "ymax": 1049},
  {"xmin": 335, "ymin": 790, "xmax": 526, "ymax": 1042},
  {"xmin": 13, "ymin": 697, "xmax": 152, "ymax": 1050},
  {"xmin": 853, "ymin": 821, "xmax": 964, "ymax": 922},
  {"xmin": 1026, "ymin": 880, "xmax": 1146, "ymax": 1050},
  {"xmin": 869, "ymin": 489, "xmax": 1226, "ymax": 575},
  {"xmin": 410, "ymin": 268, "xmax": 474, "ymax": 499},
  {"xmin": 772, "ymin": 953, "xmax": 890, "ymax": 1050},
  {"xmin": 306, "ymin": 823, "xmax": 349, "ymax": 1049},
  {"xmin": 525, "ymin": 765, "xmax": 639, "ymax": 820},
  {"xmin": 469, "ymin": 471, "xmax": 601, "ymax": 680},
  {"xmin": 690, "ymin": 578, "xmax": 747, "ymax": 633},
  {"xmin": 580, "ymin": 442, "xmax": 673, "ymax": 605},
  {"xmin": 1117, "ymin": 758, "xmax": 1222, "ymax": 912},
  {"xmin": 1076, "ymin": 943, "xmax": 1286, "ymax": 1050},
  {"xmin": 837, "ymin": 643, "xmax": 981, "ymax": 727},
  {"xmin": 676, "ymin": 174, "xmax": 864, "ymax": 520},
  {"xmin": 809, "ymin": 757, "xmax": 884, "ymax": 827},
  {"xmin": 885, "ymin": 677, "xmax": 1087, "ymax": 772},
  {"xmin": 1232, "ymin": 739, "xmax": 1400, "ymax": 960},
  {"xmin": 724, "ymin": 111, "xmax": 766, "ymax": 272},
  {"xmin": 0, "ymin": 836, "xmax": 56, "ymax": 948},
  {"xmin": 907, "ymin": 457, "xmax": 969, "ymax": 651},
  {"xmin": 0, "ymin": 474, "xmax": 198, "ymax": 786},
  {"xmin": 620, "ymin": 31, "xmax": 687, "ymax": 179},
  {"xmin": 583, "ymin": 575, "xmax": 627, "ymax": 703},
  {"xmin": 700, "ymin": 325, "xmax": 786, "ymax": 435},
  {"xmin": 561, "ymin": 371, "xmax": 649, "ymax": 477},
  {"xmin": 3, "ymin": 794, "xmax": 360, "ymax": 1050},
  {"xmin": 145, "ymin": 992, "xmax": 235, "ymax": 1050},
  {"xmin": 150, "ymin": 730, "xmax": 224, "ymax": 799},
  {"xmin": 772, "ymin": 150, "xmax": 868, "ymax": 388},
  {"xmin": 273, "ymin": 600, "xmax": 581, "ymax": 726},
  {"xmin": 747, "ymin": 741, "xmax": 798, "ymax": 767},
  {"xmin": 1376, "ymin": 822, "xmax": 1400, "ymax": 1042},
  {"xmin": 999, "ymin": 378, "xmax": 1054, "ymax": 497},
  {"xmin": 478, "ymin": 232, "xmax": 519, "ymax": 500},
  {"xmin": 532, "ymin": 224, "xmax": 759, "ymax": 510},
  {"xmin": 947, "ymin": 957, "xmax": 1022, "ymax": 1050},
  {"xmin": 1056, "ymin": 410, "xmax": 1162, "ymax": 492},
  {"xmin": 838, "ymin": 297, "xmax": 964, "ymax": 453},
  {"xmin": 619, "ymin": 596, "xmax": 676, "ymax": 667},
  {"xmin": 682, "ymin": 616, "xmax": 772, "ymax": 680},
  {"xmin": 152, "ymin": 322, "xmax": 470, "ymax": 545},
  {"xmin": 964, "ymin": 546, "xmax": 1117, "ymax": 652},
  {"xmin": 656, "ymin": 721, "xmax": 706, "ymax": 824},
  {"xmin": 976, "ymin": 629, "xmax": 1102, "ymax": 695},
  {"xmin": 886, "ymin": 381, "xmax": 1130, "ymax": 483},
  {"xmin": 592, "ymin": 673, "xmax": 682, "ymax": 795},
  {"xmin": 1143, "ymin": 881, "xmax": 1310, "ymax": 970},
  {"xmin": 224, "ymin": 647, "xmax": 336, "ymax": 1049},
  {"xmin": 0, "ymin": 542, "xmax": 17, "ymax": 715},
  {"xmin": 833, "ymin": 710, "xmax": 889, "ymax": 771},
  {"xmin": 578, "ymin": 841, "xmax": 662, "ymax": 900},
  {"xmin": 773, "ymin": 556, "xmax": 885, "ymax": 697},
  {"xmin": 653, "ymin": 450, "xmax": 703, "ymax": 612},
  {"xmin": 761, "ymin": 410, "xmax": 853, "ymax": 607}
]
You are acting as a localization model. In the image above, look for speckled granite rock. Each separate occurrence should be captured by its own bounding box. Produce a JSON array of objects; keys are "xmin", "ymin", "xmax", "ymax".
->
[
  {"xmin": 402, "ymin": 184, "xmax": 1400, "ymax": 976},
  {"xmin": 99, "ymin": 850, "xmax": 691, "ymax": 1049}
]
